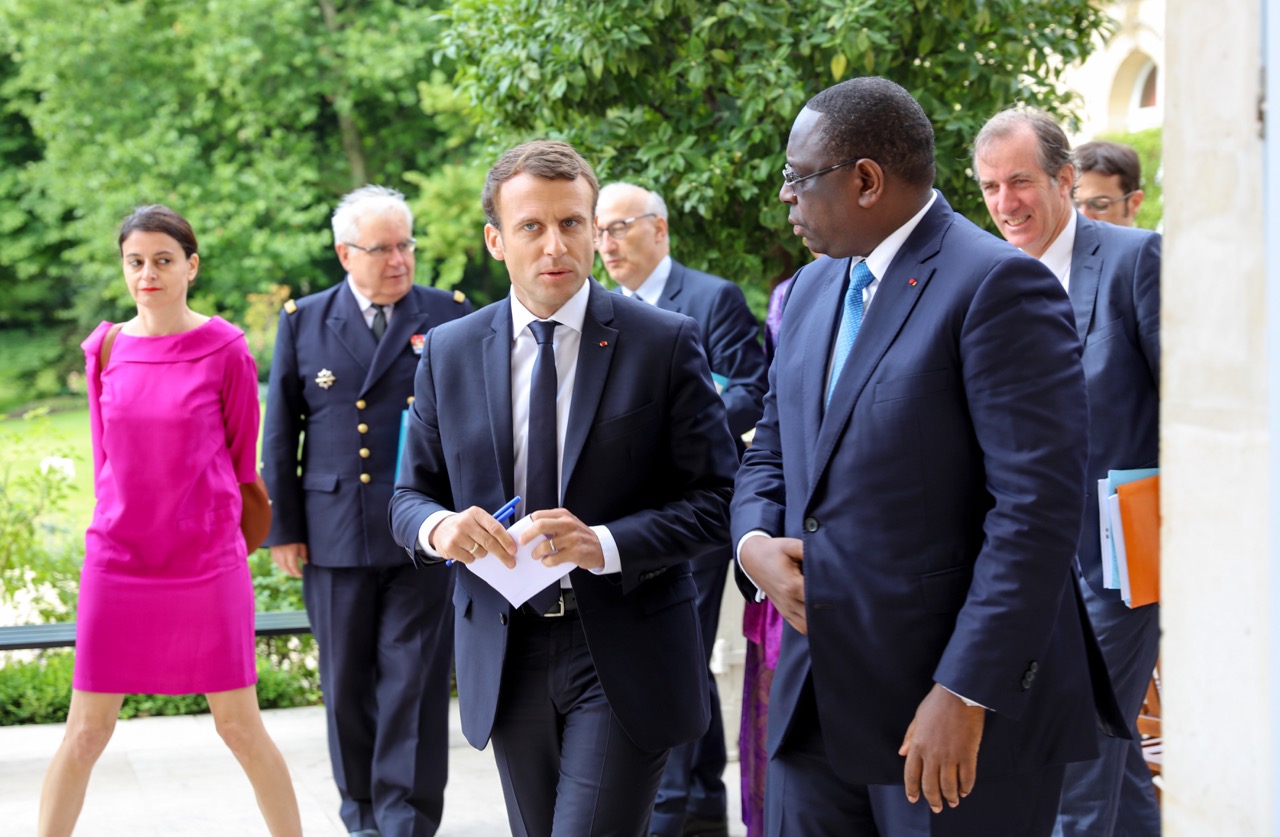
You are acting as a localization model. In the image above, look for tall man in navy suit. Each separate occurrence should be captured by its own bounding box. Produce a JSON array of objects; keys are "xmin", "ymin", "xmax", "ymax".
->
[
  {"xmin": 732, "ymin": 77, "xmax": 1118, "ymax": 836},
  {"xmin": 974, "ymin": 109, "xmax": 1162, "ymax": 837},
  {"xmin": 595, "ymin": 181, "xmax": 768, "ymax": 837},
  {"xmin": 262, "ymin": 185, "xmax": 470, "ymax": 837},
  {"xmin": 389, "ymin": 141, "xmax": 739, "ymax": 837}
]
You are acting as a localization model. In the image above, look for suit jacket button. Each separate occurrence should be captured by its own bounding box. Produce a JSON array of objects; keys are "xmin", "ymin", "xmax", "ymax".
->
[
  {"xmin": 499, "ymin": 613, "xmax": 508, "ymax": 626},
  {"xmin": 355, "ymin": 399, "xmax": 367, "ymax": 410},
  {"xmin": 359, "ymin": 473, "xmax": 371, "ymax": 484},
  {"xmin": 357, "ymin": 422, "xmax": 369, "ymax": 434},
  {"xmin": 359, "ymin": 448, "xmax": 371, "ymax": 458},
  {"xmin": 804, "ymin": 517, "xmax": 819, "ymax": 533}
]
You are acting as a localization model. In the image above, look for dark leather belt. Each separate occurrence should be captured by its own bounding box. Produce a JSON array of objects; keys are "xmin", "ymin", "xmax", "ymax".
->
[{"xmin": 521, "ymin": 588, "xmax": 577, "ymax": 618}]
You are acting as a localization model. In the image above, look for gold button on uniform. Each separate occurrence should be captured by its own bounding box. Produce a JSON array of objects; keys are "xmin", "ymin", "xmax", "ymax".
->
[
  {"xmin": 357, "ymin": 423, "xmax": 368, "ymax": 434},
  {"xmin": 406, "ymin": 396, "xmax": 415, "ymax": 405},
  {"xmin": 356, "ymin": 399, "xmax": 367, "ymax": 410},
  {"xmin": 360, "ymin": 448, "xmax": 371, "ymax": 458},
  {"xmin": 360, "ymin": 473, "xmax": 371, "ymax": 484}
]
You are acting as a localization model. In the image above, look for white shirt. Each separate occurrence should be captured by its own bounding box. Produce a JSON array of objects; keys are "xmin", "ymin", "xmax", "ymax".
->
[
  {"xmin": 1037, "ymin": 210, "xmax": 1077, "ymax": 291},
  {"xmin": 346, "ymin": 276, "xmax": 395, "ymax": 327},
  {"xmin": 418, "ymin": 279, "xmax": 621, "ymax": 578},
  {"xmin": 620, "ymin": 255, "xmax": 673, "ymax": 305}
]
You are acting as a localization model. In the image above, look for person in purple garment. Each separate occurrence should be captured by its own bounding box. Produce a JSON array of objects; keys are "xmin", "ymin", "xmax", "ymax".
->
[{"xmin": 37, "ymin": 206, "xmax": 301, "ymax": 837}]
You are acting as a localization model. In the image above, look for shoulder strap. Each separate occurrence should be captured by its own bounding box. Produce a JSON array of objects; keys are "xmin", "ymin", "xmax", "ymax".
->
[{"xmin": 99, "ymin": 323, "xmax": 124, "ymax": 372}]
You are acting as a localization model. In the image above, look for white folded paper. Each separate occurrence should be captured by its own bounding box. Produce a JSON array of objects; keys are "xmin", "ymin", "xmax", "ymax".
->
[{"xmin": 462, "ymin": 514, "xmax": 573, "ymax": 608}]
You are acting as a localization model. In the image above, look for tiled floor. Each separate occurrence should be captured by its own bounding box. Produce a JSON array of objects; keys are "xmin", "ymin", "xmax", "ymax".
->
[{"xmin": 0, "ymin": 701, "xmax": 745, "ymax": 835}]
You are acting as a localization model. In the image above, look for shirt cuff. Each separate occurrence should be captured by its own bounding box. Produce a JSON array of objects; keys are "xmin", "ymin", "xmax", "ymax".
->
[
  {"xmin": 941, "ymin": 684, "xmax": 988, "ymax": 709},
  {"xmin": 736, "ymin": 530, "xmax": 771, "ymax": 602},
  {"xmin": 418, "ymin": 510, "xmax": 456, "ymax": 558},
  {"xmin": 587, "ymin": 525, "xmax": 621, "ymax": 575}
]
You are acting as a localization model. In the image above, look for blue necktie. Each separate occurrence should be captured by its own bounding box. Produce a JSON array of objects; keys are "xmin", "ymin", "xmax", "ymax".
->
[
  {"xmin": 826, "ymin": 261, "xmax": 875, "ymax": 406},
  {"xmin": 525, "ymin": 320, "xmax": 562, "ymax": 615}
]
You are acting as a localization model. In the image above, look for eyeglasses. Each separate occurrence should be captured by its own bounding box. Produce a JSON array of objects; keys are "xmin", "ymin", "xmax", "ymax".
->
[
  {"xmin": 346, "ymin": 238, "xmax": 417, "ymax": 258},
  {"xmin": 594, "ymin": 213, "xmax": 657, "ymax": 242},
  {"xmin": 782, "ymin": 158, "xmax": 860, "ymax": 188},
  {"xmin": 1072, "ymin": 192, "xmax": 1137, "ymax": 212}
]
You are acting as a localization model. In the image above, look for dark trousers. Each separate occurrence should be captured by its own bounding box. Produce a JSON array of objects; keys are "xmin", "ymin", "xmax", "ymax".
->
[
  {"xmin": 1053, "ymin": 579, "xmax": 1161, "ymax": 837},
  {"xmin": 491, "ymin": 610, "xmax": 670, "ymax": 837},
  {"xmin": 766, "ymin": 678, "xmax": 1065, "ymax": 837},
  {"xmin": 304, "ymin": 562, "xmax": 454, "ymax": 837},
  {"xmin": 651, "ymin": 551, "xmax": 730, "ymax": 836}
]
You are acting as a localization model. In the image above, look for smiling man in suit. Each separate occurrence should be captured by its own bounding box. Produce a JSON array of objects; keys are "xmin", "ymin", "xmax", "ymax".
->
[
  {"xmin": 732, "ymin": 77, "xmax": 1120, "ymax": 836},
  {"xmin": 262, "ymin": 185, "xmax": 470, "ymax": 837},
  {"xmin": 389, "ymin": 140, "xmax": 739, "ymax": 837},
  {"xmin": 974, "ymin": 108, "xmax": 1162, "ymax": 837},
  {"xmin": 595, "ymin": 181, "xmax": 767, "ymax": 837}
]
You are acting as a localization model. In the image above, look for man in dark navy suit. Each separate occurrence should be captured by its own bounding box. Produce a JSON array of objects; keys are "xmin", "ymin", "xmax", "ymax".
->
[
  {"xmin": 262, "ymin": 185, "xmax": 470, "ymax": 837},
  {"xmin": 389, "ymin": 141, "xmax": 739, "ymax": 837},
  {"xmin": 974, "ymin": 109, "xmax": 1162, "ymax": 837},
  {"xmin": 595, "ymin": 181, "xmax": 767, "ymax": 837},
  {"xmin": 732, "ymin": 78, "xmax": 1121, "ymax": 836}
]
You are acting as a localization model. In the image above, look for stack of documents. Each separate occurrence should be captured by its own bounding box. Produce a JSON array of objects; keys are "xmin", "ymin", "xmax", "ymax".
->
[{"xmin": 1098, "ymin": 468, "xmax": 1160, "ymax": 608}]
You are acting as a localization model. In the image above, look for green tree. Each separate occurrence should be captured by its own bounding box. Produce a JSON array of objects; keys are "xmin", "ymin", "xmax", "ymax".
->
[
  {"xmin": 441, "ymin": 0, "xmax": 1111, "ymax": 308},
  {"xmin": 0, "ymin": 0, "xmax": 491, "ymax": 394}
]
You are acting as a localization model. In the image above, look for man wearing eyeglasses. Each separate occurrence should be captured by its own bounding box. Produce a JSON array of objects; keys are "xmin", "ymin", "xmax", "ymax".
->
[
  {"xmin": 262, "ymin": 184, "xmax": 471, "ymax": 836},
  {"xmin": 974, "ymin": 110, "xmax": 1162, "ymax": 837},
  {"xmin": 594, "ymin": 182, "xmax": 767, "ymax": 837},
  {"xmin": 1072, "ymin": 141, "xmax": 1146, "ymax": 227},
  {"xmin": 732, "ymin": 77, "xmax": 1119, "ymax": 837}
]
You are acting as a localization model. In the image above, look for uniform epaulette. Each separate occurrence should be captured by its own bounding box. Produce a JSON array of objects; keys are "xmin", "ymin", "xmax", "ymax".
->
[
  {"xmin": 284, "ymin": 299, "xmax": 298, "ymax": 314},
  {"xmin": 453, "ymin": 290, "xmax": 466, "ymax": 304}
]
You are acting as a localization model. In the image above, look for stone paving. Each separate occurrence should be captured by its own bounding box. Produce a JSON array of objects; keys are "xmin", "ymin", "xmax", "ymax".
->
[{"xmin": 0, "ymin": 700, "xmax": 744, "ymax": 835}]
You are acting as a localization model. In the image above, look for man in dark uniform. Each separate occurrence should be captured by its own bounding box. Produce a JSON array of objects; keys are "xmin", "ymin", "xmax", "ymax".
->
[{"xmin": 262, "ymin": 184, "xmax": 470, "ymax": 837}]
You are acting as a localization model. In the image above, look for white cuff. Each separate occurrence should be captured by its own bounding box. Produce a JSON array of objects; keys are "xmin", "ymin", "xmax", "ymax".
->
[
  {"xmin": 587, "ymin": 525, "xmax": 621, "ymax": 575},
  {"xmin": 735, "ymin": 530, "xmax": 771, "ymax": 603},
  {"xmin": 418, "ymin": 510, "xmax": 456, "ymax": 558}
]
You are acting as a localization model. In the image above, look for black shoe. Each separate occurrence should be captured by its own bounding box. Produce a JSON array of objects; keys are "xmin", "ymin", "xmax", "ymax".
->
[{"xmin": 682, "ymin": 813, "xmax": 730, "ymax": 837}]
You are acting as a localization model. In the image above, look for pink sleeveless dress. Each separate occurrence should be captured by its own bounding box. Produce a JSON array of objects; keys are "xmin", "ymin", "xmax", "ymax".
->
[{"xmin": 74, "ymin": 317, "xmax": 260, "ymax": 694}]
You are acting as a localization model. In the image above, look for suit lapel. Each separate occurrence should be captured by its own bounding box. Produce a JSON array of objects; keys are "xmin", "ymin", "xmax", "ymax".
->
[
  {"xmin": 798, "ymin": 260, "xmax": 846, "ymax": 465},
  {"xmin": 326, "ymin": 284, "xmax": 374, "ymax": 375},
  {"xmin": 1068, "ymin": 215, "xmax": 1102, "ymax": 339},
  {"xmin": 483, "ymin": 301, "xmax": 517, "ymax": 501},
  {"xmin": 361, "ymin": 287, "xmax": 423, "ymax": 395},
  {"xmin": 809, "ymin": 198, "xmax": 948, "ymax": 495},
  {"xmin": 561, "ymin": 283, "xmax": 618, "ymax": 493},
  {"xmin": 656, "ymin": 261, "xmax": 686, "ymax": 314}
]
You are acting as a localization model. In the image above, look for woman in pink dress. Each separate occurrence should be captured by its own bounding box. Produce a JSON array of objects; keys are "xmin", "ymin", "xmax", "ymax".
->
[{"xmin": 37, "ymin": 206, "xmax": 301, "ymax": 836}]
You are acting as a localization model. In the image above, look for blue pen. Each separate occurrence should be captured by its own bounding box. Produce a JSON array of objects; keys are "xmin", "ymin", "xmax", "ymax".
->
[{"xmin": 447, "ymin": 496, "xmax": 521, "ymax": 565}]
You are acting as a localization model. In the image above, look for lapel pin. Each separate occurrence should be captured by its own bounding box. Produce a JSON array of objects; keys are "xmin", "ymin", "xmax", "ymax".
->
[
  {"xmin": 410, "ymin": 334, "xmax": 425, "ymax": 355},
  {"xmin": 599, "ymin": 340, "xmax": 609, "ymax": 348},
  {"xmin": 315, "ymin": 368, "xmax": 336, "ymax": 390},
  {"xmin": 908, "ymin": 278, "xmax": 918, "ymax": 286}
]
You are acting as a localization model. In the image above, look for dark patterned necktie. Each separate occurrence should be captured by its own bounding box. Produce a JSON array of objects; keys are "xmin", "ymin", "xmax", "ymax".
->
[
  {"xmin": 370, "ymin": 305, "xmax": 387, "ymax": 342},
  {"xmin": 525, "ymin": 319, "xmax": 561, "ymax": 614}
]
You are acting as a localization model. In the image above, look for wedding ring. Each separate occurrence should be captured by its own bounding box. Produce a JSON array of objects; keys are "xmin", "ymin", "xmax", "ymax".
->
[
  {"xmin": 547, "ymin": 537, "xmax": 557, "ymax": 555},
  {"xmin": 469, "ymin": 543, "xmax": 483, "ymax": 556}
]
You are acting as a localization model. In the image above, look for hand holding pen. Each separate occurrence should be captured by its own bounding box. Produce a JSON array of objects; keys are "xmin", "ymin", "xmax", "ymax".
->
[{"xmin": 440, "ymin": 496, "xmax": 521, "ymax": 568}]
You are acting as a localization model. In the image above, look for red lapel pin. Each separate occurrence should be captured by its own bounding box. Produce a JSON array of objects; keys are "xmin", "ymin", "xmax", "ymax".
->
[
  {"xmin": 908, "ymin": 278, "xmax": 918, "ymax": 286},
  {"xmin": 599, "ymin": 340, "xmax": 609, "ymax": 348}
]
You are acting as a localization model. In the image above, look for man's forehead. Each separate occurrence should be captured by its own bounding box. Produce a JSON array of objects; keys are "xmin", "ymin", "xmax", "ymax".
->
[{"xmin": 497, "ymin": 174, "xmax": 593, "ymax": 221}]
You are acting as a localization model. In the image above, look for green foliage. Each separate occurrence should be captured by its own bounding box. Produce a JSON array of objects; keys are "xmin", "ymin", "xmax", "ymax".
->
[
  {"xmin": 1098, "ymin": 126, "xmax": 1162, "ymax": 231},
  {"xmin": 0, "ymin": 0, "xmax": 491, "ymax": 397},
  {"xmin": 0, "ymin": 649, "xmax": 320, "ymax": 725},
  {"xmin": 441, "ymin": 0, "xmax": 1111, "ymax": 305},
  {"xmin": 0, "ymin": 411, "xmax": 83, "ymax": 620}
]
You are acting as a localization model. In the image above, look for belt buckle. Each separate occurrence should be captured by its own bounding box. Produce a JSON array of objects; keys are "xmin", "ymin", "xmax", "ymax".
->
[{"xmin": 545, "ymin": 592, "xmax": 566, "ymax": 618}]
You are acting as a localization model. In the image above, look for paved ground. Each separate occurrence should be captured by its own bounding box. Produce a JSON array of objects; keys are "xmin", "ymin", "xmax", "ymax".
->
[{"xmin": 0, "ymin": 701, "xmax": 746, "ymax": 835}]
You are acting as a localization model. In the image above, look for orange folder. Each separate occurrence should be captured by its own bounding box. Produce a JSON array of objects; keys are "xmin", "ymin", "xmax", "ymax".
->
[{"xmin": 1116, "ymin": 474, "xmax": 1160, "ymax": 608}]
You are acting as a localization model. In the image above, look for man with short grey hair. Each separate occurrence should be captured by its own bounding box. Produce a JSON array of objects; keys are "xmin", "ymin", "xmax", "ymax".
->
[
  {"xmin": 263, "ymin": 184, "xmax": 470, "ymax": 836},
  {"xmin": 595, "ymin": 181, "xmax": 767, "ymax": 837},
  {"xmin": 974, "ymin": 108, "xmax": 1162, "ymax": 837}
]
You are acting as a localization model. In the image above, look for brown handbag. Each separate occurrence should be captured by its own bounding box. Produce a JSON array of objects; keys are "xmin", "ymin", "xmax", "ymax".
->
[{"xmin": 99, "ymin": 323, "xmax": 271, "ymax": 555}]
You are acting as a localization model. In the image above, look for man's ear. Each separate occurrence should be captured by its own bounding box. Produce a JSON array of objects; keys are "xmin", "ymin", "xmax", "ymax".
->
[
  {"xmin": 1128, "ymin": 190, "xmax": 1145, "ymax": 219},
  {"xmin": 484, "ymin": 224, "xmax": 506, "ymax": 261},
  {"xmin": 653, "ymin": 215, "xmax": 669, "ymax": 243},
  {"xmin": 854, "ymin": 159, "xmax": 885, "ymax": 209}
]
